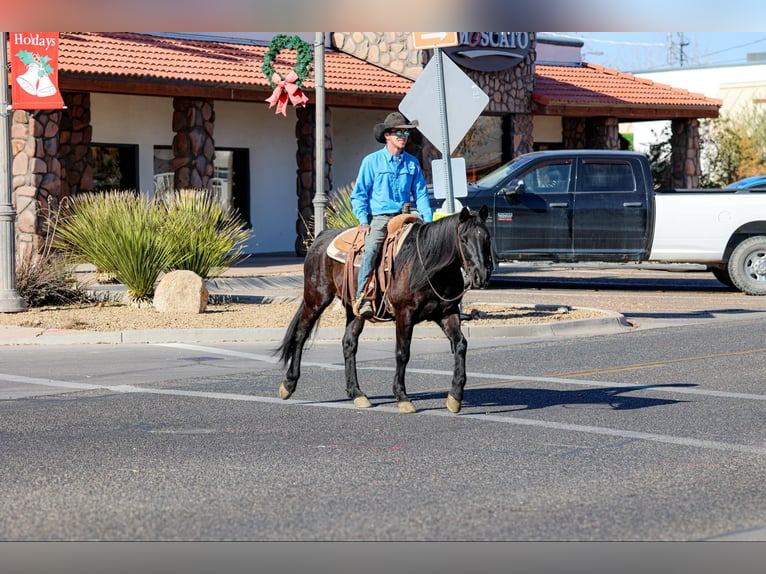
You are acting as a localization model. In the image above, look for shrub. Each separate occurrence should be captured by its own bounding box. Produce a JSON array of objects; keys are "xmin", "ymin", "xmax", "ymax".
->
[
  {"xmin": 325, "ymin": 183, "xmax": 358, "ymax": 229},
  {"xmin": 50, "ymin": 189, "xmax": 251, "ymax": 305},
  {"xmin": 15, "ymin": 249, "xmax": 90, "ymax": 307},
  {"xmin": 156, "ymin": 189, "xmax": 249, "ymax": 280}
]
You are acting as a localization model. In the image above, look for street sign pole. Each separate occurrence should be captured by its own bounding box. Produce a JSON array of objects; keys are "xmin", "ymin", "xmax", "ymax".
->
[{"xmin": 434, "ymin": 48, "xmax": 455, "ymax": 214}]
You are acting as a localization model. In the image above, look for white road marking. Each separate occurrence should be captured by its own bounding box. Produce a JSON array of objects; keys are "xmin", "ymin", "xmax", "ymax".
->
[
  {"xmin": 1, "ymin": 341, "xmax": 763, "ymax": 457},
  {"xmin": 159, "ymin": 343, "xmax": 766, "ymax": 401}
]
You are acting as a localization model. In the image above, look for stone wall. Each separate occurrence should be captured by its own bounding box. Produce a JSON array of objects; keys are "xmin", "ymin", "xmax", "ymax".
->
[
  {"xmin": 332, "ymin": 32, "xmax": 537, "ymax": 159},
  {"xmin": 331, "ymin": 33, "xmax": 425, "ymax": 79}
]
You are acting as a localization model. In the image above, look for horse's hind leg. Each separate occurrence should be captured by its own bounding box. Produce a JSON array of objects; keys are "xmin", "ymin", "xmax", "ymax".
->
[
  {"xmin": 278, "ymin": 296, "xmax": 333, "ymax": 400},
  {"xmin": 342, "ymin": 310, "xmax": 372, "ymax": 408}
]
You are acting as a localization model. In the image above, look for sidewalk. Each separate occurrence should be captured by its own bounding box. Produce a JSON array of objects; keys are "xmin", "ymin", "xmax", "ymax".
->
[{"xmin": 0, "ymin": 255, "xmax": 630, "ymax": 346}]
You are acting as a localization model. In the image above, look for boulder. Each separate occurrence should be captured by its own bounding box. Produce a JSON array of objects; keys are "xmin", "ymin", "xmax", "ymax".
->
[{"xmin": 153, "ymin": 270, "xmax": 209, "ymax": 313}]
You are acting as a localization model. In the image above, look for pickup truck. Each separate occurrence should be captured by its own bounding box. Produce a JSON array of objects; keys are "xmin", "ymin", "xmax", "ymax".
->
[{"xmin": 441, "ymin": 150, "xmax": 766, "ymax": 295}]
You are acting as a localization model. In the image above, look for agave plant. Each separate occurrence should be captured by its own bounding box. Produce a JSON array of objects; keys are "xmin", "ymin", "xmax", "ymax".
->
[
  {"xmin": 156, "ymin": 189, "xmax": 250, "ymax": 280},
  {"xmin": 325, "ymin": 183, "xmax": 358, "ymax": 229},
  {"xmin": 52, "ymin": 191, "xmax": 176, "ymax": 305}
]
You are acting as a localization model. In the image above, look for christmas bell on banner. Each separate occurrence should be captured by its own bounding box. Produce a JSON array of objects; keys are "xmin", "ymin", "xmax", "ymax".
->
[
  {"xmin": 36, "ymin": 73, "xmax": 57, "ymax": 97},
  {"xmin": 16, "ymin": 63, "xmax": 42, "ymax": 95}
]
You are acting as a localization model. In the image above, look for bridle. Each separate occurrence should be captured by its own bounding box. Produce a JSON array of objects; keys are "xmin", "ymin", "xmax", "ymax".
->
[{"xmin": 415, "ymin": 218, "xmax": 473, "ymax": 303}]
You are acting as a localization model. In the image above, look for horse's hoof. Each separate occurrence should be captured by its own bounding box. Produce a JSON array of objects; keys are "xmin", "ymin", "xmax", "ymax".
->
[
  {"xmin": 446, "ymin": 394, "xmax": 462, "ymax": 413},
  {"xmin": 397, "ymin": 400, "xmax": 417, "ymax": 414},
  {"xmin": 278, "ymin": 383, "xmax": 293, "ymax": 400},
  {"xmin": 353, "ymin": 396, "xmax": 372, "ymax": 408}
]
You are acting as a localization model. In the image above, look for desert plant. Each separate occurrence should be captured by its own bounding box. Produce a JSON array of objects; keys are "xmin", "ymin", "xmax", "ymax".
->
[
  {"xmin": 52, "ymin": 191, "xmax": 175, "ymax": 305},
  {"xmin": 156, "ymin": 189, "xmax": 250, "ymax": 279},
  {"xmin": 325, "ymin": 183, "xmax": 358, "ymax": 229},
  {"xmin": 15, "ymin": 249, "xmax": 89, "ymax": 307}
]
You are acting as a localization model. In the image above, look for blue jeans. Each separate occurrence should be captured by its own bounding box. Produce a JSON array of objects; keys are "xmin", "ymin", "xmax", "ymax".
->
[{"xmin": 356, "ymin": 214, "xmax": 393, "ymax": 300}]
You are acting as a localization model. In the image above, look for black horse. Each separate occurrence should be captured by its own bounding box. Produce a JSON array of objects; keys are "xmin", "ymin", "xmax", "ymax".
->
[{"xmin": 277, "ymin": 205, "xmax": 493, "ymax": 414}]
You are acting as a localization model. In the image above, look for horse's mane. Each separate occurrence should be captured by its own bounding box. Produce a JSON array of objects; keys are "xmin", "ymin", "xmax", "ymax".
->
[{"xmin": 400, "ymin": 213, "xmax": 465, "ymax": 291}]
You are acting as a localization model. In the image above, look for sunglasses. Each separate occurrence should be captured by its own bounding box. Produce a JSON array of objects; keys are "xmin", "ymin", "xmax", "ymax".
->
[{"xmin": 388, "ymin": 130, "xmax": 410, "ymax": 137}]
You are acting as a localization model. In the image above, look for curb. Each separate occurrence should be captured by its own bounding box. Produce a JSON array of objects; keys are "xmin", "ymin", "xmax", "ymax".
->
[{"xmin": 0, "ymin": 307, "xmax": 631, "ymax": 346}]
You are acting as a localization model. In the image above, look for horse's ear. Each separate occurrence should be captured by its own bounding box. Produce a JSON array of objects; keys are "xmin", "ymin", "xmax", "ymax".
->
[
  {"xmin": 479, "ymin": 204, "xmax": 489, "ymax": 222},
  {"xmin": 459, "ymin": 206, "xmax": 471, "ymax": 222}
]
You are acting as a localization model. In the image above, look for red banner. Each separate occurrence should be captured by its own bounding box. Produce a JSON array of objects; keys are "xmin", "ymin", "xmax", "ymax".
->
[{"xmin": 9, "ymin": 32, "xmax": 65, "ymax": 110}]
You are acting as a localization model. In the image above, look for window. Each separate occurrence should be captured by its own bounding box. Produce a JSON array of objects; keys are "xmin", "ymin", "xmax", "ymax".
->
[
  {"xmin": 578, "ymin": 161, "xmax": 636, "ymax": 192},
  {"xmin": 153, "ymin": 146, "xmax": 250, "ymax": 226},
  {"xmin": 91, "ymin": 143, "xmax": 138, "ymax": 192},
  {"xmin": 520, "ymin": 161, "xmax": 571, "ymax": 193}
]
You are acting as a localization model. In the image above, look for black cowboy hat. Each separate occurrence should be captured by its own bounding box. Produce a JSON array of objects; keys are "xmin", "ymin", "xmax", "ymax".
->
[{"xmin": 373, "ymin": 111, "xmax": 419, "ymax": 143}]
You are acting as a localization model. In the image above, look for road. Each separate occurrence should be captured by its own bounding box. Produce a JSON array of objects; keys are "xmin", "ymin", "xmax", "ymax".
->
[{"xmin": 0, "ymin": 264, "xmax": 764, "ymax": 543}]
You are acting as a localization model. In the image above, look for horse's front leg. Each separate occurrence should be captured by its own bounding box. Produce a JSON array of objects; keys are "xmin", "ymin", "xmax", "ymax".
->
[
  {"xmin": 438, "ymin": 312, "xmax": 468, "ymax": 413},
  {"xmin": 342, "ymin": 312, "xmax": 372, "ymax": 408},
  {"xmin": 392, "ymin": 315, "xmax": 417, "ymax": 413}
]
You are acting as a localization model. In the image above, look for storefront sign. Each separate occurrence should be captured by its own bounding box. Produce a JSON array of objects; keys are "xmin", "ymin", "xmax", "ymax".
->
[
  {"xmin": 10, "ymin": 32, "xmax": 65, "ymax": 110},
  {"xmin": 442, "ymin": 32, "xmax": 532, "ymax": 72}
]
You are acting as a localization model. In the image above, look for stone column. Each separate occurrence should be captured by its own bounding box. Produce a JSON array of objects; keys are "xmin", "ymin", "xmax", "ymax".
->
[
  {"xmin": 671, "ymin": 118, "xmax": 700, "ymax": 188},
  {"xmin": 11, "ymin": 109, "xmax": 63, "ymax": 260},
  {"xmin": 585, "ymin": 117, "xmax": 620, "ymax": 149},
  {"xmin": 511, "ymin": 113, "xmax": 534, "ymax": 157},
  {"xmin": 172, "ymin": 98, "xmax": 216, "ymax": 190},
  {"xmin": 58, "ymin": 92, "xmax": 94, "ymax": 198},
  {"xmin": 563, "ymin": 117, "xmax": 587, "ymax": 149},
  {"xmin": 295, "ymin": 104, "xmax": 333, "ymax": 256}
]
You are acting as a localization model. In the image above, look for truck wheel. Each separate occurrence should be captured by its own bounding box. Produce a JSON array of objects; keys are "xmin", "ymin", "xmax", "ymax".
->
[
  {"xmin": 728, "ymin": 236, "xmax": 766, "ymax": 295},
  {"xmin": 710, "ymin": 266, "xmax": 736, "ymax": 289}
]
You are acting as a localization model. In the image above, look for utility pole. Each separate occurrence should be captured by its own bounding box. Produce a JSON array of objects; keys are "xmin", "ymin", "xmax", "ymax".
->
[
  {"xmin": 0, "ymin": 32, "xmax": 28, "ymax": 313},
  {"xmin": 678, "ymin": 32, "xmax": 689, "ymax": 67}
]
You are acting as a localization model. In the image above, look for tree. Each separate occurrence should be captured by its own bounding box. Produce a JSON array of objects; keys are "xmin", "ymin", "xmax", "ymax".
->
[{"xmin": 700, "ymin": 103, "xmax": 766, "ymax": 188}]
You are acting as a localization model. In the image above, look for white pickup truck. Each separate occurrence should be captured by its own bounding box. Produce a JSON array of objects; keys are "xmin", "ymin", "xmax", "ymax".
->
[{"xmin": 453, "ymin": 150, "xmax": 766, "ymax": 295}]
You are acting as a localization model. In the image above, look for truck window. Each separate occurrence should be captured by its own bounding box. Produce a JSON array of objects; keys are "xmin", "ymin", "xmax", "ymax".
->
[
  {"xmin": 521, "ymin": 161, "xmax": 571, "ymax": 193},
  {"xmin": 578, "ymin": 161, "xmax": 636, "ymax": 192}
]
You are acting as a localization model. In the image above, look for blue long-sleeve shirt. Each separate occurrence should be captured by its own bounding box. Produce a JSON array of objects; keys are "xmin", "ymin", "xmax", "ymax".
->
[{"xmin": 350, "ymin": 147, "xmax": 433, "ymax": 225}]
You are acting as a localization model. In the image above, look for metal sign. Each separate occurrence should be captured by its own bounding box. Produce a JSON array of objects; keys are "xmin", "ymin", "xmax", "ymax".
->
[
  {"xmin": 399, "ymin": 53, "xmax": 489, "ymax": 155},
  {"xmin": 432, "ymin": 158, "xmax": 467, "ymax": 199},
  {"xmin": 412, "ymin": 32, "xmax": 459, "ymax": 50}
]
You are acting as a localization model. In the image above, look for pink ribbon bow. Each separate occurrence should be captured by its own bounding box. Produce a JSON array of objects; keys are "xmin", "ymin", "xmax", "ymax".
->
[{"xmin": 265, "ymin": 70, "xmax": 309, "ymax": 116}]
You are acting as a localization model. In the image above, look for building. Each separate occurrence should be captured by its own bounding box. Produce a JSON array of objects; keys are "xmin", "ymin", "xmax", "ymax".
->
[
  {"xmin": 8, "ymin": 32, "xmax": 721, "ymax": 259},
  {"xmin": 622, "ymin": 61, "xmax": 766, "ymax": 166}
]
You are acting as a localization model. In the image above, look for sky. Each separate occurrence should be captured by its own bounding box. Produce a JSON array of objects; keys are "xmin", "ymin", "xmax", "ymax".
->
[{"xmin": 547, "ymin": 32, "xmax": 766, "ymax": 72}]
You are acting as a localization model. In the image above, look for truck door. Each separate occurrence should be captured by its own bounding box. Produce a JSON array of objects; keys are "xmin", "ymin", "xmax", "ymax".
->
[
  {"xmin": 493, "ymin": 160, "xmax": 573, "ymax": 258},
  {"xmin": 572, "ymin": 158, "xmax": 649, "ymax": 259}
]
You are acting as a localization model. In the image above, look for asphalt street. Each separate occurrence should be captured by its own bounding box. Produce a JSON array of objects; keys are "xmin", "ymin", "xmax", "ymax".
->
[{"xmin": 0, "ymin": 262, "xmax": 764, "ymax": 544}]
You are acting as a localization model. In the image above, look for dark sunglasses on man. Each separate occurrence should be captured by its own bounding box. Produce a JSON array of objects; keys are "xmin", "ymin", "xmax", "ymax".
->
[{"xmin": 387, "ymin": 130, "xmax": 410, "ymax": 138}]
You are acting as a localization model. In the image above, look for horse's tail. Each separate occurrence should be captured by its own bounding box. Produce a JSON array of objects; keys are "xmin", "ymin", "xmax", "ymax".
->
[{"xmin": 276, "ymin": 301, "xmax": 306, "ymax": 367}]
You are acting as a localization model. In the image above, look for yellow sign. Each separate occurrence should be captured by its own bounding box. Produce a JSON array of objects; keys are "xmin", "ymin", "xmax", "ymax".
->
[{"xmin": 412, "ymin": 32, "xmax": 459, "ymax": 50}]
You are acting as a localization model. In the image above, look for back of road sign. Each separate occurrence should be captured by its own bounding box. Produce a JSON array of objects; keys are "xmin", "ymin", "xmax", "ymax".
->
[{"xmin": 399, "ymin": 54, "xmax": 489, "ymax": 155}]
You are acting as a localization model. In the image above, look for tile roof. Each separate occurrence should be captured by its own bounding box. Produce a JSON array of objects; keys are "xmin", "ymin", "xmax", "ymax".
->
[
  {"xmin": 58, "ymin": 32, "xmax": 413, "ymax": 96},
  {"xmin": 52, "ymin": 33, "xmax": 721, "ymax": 118},
  {"xmin": 534, "ymin": 63, "xmax": 722, "ymax": 115}
]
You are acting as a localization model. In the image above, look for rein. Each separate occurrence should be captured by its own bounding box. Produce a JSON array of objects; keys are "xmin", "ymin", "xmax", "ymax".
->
[{"xmin": 415, "ymin": 219, "xmax": 471, "ymax": 303}]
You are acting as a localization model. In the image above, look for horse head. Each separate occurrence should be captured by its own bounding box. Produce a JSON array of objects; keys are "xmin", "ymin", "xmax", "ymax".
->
[{"xmin": 458, "ymin": 205, "xmax": 494, "ymax": 289}]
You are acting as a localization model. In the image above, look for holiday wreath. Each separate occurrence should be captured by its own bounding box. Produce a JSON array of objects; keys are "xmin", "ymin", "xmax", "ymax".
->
[{"xmin": 262, "ymin": 34, "xmax": 312, "ymax": 116}]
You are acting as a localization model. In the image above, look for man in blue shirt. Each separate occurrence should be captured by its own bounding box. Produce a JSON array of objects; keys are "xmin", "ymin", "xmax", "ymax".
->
[{"xmin": 350, "ymin": 111, "xmax": 433, "ymax": 319}]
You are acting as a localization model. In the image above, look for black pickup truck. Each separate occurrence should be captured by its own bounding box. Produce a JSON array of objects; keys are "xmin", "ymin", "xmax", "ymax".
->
[{"xmin": 433, "ymin": 150, "xmax": 766, "ymax": 295}]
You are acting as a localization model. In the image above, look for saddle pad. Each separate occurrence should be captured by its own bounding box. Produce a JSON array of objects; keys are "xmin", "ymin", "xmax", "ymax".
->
[
  {"xmin": 326, "ymin": 216, "xmax": 420, "ymax": 266},
  {"xmin": 327, "ymin": 227, "xmax": 366, "ymax": 265}
]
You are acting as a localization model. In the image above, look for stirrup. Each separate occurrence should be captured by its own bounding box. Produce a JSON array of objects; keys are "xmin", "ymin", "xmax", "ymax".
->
[{"xmin": 354, "ymin": 298, "xmax": 374, "ymax": 319}]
